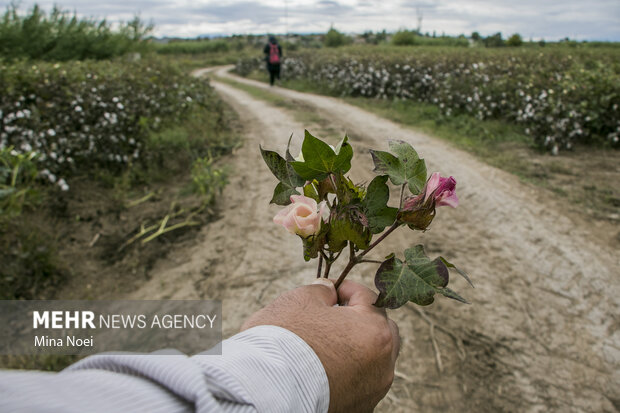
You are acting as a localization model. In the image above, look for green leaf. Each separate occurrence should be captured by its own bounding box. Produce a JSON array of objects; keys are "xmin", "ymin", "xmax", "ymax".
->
[
  {"xmin": 364, "ymin": 176, "xmax": 390, "ymax": 213},
  {"xmin": 439, "ymin": 256, "xmax": 474, "ymax": 288},
  {"xmin": 285, "ymin": 133, "xmax": 296, "ymax": 162},
  {"xmin": 389, "ymin": 140, "xmax": 420, "ymax": 163},
  {"xmin": 404, "ymin": 246, "xmax": 449, "ymax": 288},
  {"xmin": 327, "ymin": 217, "xmax": 370, "ymax": 253},
  {"xmin": 363, "ymin": 176, "xmax": 397, "ymax": 234},
  {"xmin": 270, "ymin": 182, "xmax": 296, "ymax": 205},
  {"xmin": 333, "ymin": 135, "xmax": 353, "ymax": 173},
  {"xmin": 290, "ymin": 130, "xmax": 353, "ymax": 180},
  {"xmin": 303, "ymin": 182, "xmax": 320, "ymax": 202},
  {"xmin": 370, "ymin": 140, "xmax": 427, "ymax": 195},
  {"xmin": 260, "ymin": 146, "xmax": 305, "ymax": 205},
  {"xmin": 374, "ymin": 245, "xmax": 467, "ymax": 309},
  {"xmin": 374, "ymin": 257, "xmax": 436, "ymax": 309},
  {"xmin": 367, "ymin": 208, "xmax": 398, "ymax": 234},
  {"xmin": 406, "ymin": 159, "xmax": 427, "ymax": 195},
  {"xmin": 436, "ymin": 287, "xmax": 470, "ymax": 304},
  {"xmin": 370, "ymin": 150, "xmax": 401, "ymax": 182},
  {"xmin": 335, "ymin": 174, "xmax": 365, "ymax": 205}
]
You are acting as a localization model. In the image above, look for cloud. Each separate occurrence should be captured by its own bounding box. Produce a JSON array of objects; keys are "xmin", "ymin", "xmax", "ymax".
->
[{"xmin": 1, "ymin": 0, "xmax": 618, "ymax": 40}]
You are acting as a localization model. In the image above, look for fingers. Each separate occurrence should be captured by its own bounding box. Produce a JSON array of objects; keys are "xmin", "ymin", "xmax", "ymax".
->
[
  {"xmin": 387, "ymin": 319, "xmax": 400, "ymax": 365},
  {"xmin": 336, "ymin": 279, "xmax": 379, "ymax": 307},
  {"xmin": 337, "ymin": 280, "xmax": 400, "ymax": 364},
  {"xmin": 304, "ymin": 278, "xmax": 337, "ymax": 306}
]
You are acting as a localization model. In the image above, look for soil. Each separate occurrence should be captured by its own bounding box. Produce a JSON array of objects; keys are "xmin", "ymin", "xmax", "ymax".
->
[{"xmin": 67, "ymin": 66, "xmax": 620, "ymax": 412}]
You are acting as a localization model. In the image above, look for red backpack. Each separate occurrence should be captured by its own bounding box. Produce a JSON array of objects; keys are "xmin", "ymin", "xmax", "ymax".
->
[{"xmin": 268, "ymin": 43, "xmax": 280, "ymax": 64}]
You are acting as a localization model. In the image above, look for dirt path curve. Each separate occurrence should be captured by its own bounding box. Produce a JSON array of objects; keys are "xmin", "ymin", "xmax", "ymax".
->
[{"xmin": 132, "ymin": 66, "xmax": 619, "ymax": 413}]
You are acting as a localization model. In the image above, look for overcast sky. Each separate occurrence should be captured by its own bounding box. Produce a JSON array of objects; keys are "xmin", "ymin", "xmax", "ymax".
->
[{"xmin": 3, "ymin": 0, "xmax": 619, "ymax": 41}]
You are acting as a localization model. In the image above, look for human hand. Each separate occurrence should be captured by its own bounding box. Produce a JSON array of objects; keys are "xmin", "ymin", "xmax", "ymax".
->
[{"xmin": 241, "ymin": 279, "xmax": 400, "ymax": 413}]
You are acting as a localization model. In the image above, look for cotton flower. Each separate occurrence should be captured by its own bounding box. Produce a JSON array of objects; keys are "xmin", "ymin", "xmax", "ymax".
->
[
  {"xmin": 398, "ymin": 173, "xmax": 458, "ymax": 230},
  {"xmin": 273, "ymin": 195, "xmax": 328, "ymax": 238},
  {"xmin": 57, "ymin": 178, "xmax": 69, "ymax": 191}
]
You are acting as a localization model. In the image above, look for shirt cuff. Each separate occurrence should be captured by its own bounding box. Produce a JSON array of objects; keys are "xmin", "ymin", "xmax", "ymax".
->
[{"xmin": 191, "ymin": 325, "xmax": 330, "ymax": 413}]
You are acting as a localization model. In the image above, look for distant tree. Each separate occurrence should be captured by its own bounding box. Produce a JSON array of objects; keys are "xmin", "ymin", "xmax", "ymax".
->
[
  {"xmin": 538, "ymin": 39, "xmax": 546, "ymax": 47},
  {"xmin": 376, "ymin": 30, "xmax": 387, "ymax": 44},
  {"xmin": 483, "ymin": 32, "xmax": 504, "ymax": 47},
  {"xmin": 506, "ymin": 33, "xmax": 523, "ymax": 47},
  {"xmin": 392, "ymin": 29, "xmax": 417, "ymax": 46},
  {"xmin": 361, "ymin": 30, "xmax": 387, "ymax": 45},
  {"xmin": 471, "ymin": 31, "xmax": 481, "ymax": 42},
  {"xmin": 0, "ymin": 4, "xmax": 152, "ymax": 61},
  {"xmin": 324, "ymin": 26, "xmax": 349, "ymax": 47}
]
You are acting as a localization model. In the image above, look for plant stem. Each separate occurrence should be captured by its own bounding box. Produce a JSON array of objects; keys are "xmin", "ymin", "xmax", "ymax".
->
[
  {"xmin": 359, "ymin": 259, "xmax": 383, "ymax": 264},
  {"xmin": 323, "ymin": 260, "xmax": 332, "ymax": 278},
  {"xmin": 399, "ymin": 183, "xmax": 406, "ymax": 209},
  {"xmin": 334, "ymin": 222, "xmax": 400, "ymax": 289},
  {"xmin": 334, "ymin": 258, "xmax": 356, "ymax": 289},
  {"xmin": 11, "ymin": 164, "xmax": 19, "ymax": 187},
  {"xmin": 316, "ymin": 254, "xmax": 323, "ymax": 278},
  {"xmin": 329, "ymin": 173, "xmax": 338, "ymax": 193},
  {"xmin": 357, "ymin": 222, "xmax": 399, "ymax": 260}
]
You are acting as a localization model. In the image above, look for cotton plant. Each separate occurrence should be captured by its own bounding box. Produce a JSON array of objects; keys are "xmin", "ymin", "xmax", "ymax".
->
[{"xmin": 261, "ymin": 131, "xmax": 472, "ymax": 309}]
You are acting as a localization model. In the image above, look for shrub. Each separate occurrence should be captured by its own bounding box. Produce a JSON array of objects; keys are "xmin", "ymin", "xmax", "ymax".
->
[
  {"xmin": 325, "ymin": 27, "xmax": 349, "ymax": 48},
  {"xmin": 190, "ymin": 156, "xmax": 228, "ymax": 204},
  {"xmin": 392, "ymin": 30, "xmax": 418, "ymax": 46},
  {"xmin": 483, "ymin": 33, "xmax": 504, "ymax": 48},
  {"xmin": 507, "ymin": 34, "xmax": 523, "ymax": 47}
]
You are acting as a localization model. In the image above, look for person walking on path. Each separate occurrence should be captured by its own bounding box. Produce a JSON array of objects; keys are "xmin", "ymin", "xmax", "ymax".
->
[{"xmin": 264, "ymin": 35, "xmax": 282, "ymax": 86}]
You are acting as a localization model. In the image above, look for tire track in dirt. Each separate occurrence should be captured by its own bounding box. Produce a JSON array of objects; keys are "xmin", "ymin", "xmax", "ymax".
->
[{"xmin": 133, "ymin": 66, "xmax": 620, "ymax": 413}]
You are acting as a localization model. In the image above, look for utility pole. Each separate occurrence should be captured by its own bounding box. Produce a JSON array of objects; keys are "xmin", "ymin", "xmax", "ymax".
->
[
  {"xmin": 285, "ymin": 0, "xmax": 289, "ymax": 42},
  {"xmin": 416, "ymin": 6, "xmax": 423, "ymax": 34}
]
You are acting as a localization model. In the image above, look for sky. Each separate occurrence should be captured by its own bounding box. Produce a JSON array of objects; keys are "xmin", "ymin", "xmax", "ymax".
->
[{"xmin": 2, "ymin": 0, "xmax": 620, "ymax": 41}]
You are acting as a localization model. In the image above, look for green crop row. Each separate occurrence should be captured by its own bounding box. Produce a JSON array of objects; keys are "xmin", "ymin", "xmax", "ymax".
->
[{"xmin": 0, "ymin": 57, "xmax": 227, "ymax": 188}]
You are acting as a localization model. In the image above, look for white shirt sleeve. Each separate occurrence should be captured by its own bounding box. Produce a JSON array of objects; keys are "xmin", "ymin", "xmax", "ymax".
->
[{"xmin": 0, "ymin": 325, "xmax": 330, "ymax": 413}]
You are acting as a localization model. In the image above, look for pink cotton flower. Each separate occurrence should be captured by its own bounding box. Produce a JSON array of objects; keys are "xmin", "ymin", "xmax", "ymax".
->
[
  {"xmin": 274, "ymin": 195, "xmax": 329, "ymax": 238},
  {"xmin": 423, "ymin": 172, "xmax": 459, "ymax": 208},
  {"xmin": 399, "ymin": 172, "xmax": 458, "ymax": 230}
]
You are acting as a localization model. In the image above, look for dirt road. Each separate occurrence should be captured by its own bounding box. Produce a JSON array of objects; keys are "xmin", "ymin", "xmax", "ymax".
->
[{"xmin": 131, "ymin": 66, "xmax": 619, "ymax": 412}]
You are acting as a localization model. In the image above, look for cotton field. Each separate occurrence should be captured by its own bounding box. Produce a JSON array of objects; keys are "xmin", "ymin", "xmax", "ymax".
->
[{"xmin": 236, "ymin": 47, "xmax": 620, "ymax": 152}]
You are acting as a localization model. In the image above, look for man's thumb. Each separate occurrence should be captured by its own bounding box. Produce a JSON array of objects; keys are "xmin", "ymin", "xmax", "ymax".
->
[{"xmin": 308, "ymin": 278, "xmax": 337, "ymax": 306}]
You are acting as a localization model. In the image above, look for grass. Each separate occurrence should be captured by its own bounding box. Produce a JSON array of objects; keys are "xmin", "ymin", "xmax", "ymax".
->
[
  {"xmin": 157, "ymin": 44, "xmax": 260, "ymax": 72},
  {"xmin": 213, "ymin": 74, "xmax": 344, "ymax": 141},
  {"xmin": 215, "ymin": 75, "xmax": 290, "ymax": 107}
]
